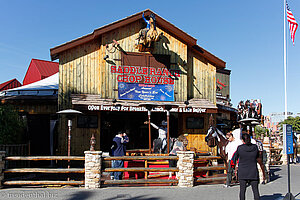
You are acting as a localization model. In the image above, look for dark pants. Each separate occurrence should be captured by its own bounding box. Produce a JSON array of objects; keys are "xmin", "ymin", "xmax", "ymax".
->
[
  {"xmin": 110, "ymin": 160, "xmax": 124, "ymax": 180},
  {"xmin": 226, "ymin": 161, "xmax": 234, "ymax": 186},
  {"xmin": 239, "ymin": 179, "xmax": 260, "ymax": 200}
]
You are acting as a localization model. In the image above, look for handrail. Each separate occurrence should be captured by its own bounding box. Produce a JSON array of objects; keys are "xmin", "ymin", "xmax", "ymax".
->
[
  {"xmin": 5, "ymin": 156, "xmax": 85, "ymax": 161},
  {"xmin": 103, "ymin": 156, "xmax": 178, "ymax": 161},
  {"xmin": 104, "ymin": 167, "xmax": 178, "ymax": 172}
]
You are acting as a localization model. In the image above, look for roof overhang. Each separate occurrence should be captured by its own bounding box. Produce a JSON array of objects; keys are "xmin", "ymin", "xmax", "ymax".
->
[{"xmin": 71, "ymin": 94, "xmax": 217, "ymax": 114}]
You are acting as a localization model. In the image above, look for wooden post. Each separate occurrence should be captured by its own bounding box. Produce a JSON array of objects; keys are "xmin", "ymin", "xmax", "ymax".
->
[
  {"xmin": 148, "ymin": 111, "xmax": 151, "ymax": 153},
  {"xmin": 67, "ymin": 119, "xmax": 72, "ymax": 170},
  {"xmin": 145, "ymin": 160, "xmax": 148, "ymax": 180},
  {"xmin": 167, "ymin": 110, "xmax": 170, "ymax": 154}
]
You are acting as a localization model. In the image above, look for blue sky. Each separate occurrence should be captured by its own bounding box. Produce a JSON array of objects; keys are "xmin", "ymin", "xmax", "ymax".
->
[{"xmin": 0, "ymin": 0, "xmax": 299, "ymax": 115}]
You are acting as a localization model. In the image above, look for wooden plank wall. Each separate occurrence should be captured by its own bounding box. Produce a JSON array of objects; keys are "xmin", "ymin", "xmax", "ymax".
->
[
  {"xmin": 15, "ymin": 104, "xmax": 57, "ymax": 115},
  {"xmin": 57, "ymin": 20, "xmax": 219, "ymax": 155},
  {"xmin": 216, "ymin": 72, "xmax": 230, "ymax": 98},
  {"xmin": 58, "ymin": 113, "xmax": 101, "ymax": 155},
  {"xmin": 188, "ymin": 49, "xmax": 216, "ymax": 104},
  {"xmin": 178, "ymin": 113, "xmax": 216, "ymax": 153},
  {"xmin": 100, "ymin": 21, "xmax": 188, "ymax": 102}
]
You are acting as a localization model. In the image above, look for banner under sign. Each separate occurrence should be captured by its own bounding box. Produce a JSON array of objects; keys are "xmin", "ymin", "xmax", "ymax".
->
[{"xmin": 118, "ymin": 82, "xmax": 174, "ymax": 101}]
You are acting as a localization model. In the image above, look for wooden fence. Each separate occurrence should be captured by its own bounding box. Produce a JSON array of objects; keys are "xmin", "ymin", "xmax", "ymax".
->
[
  {"xmin": 101, "ymin": 155, "xmax": 225, "ymax": 186},
  {"xmin": 0, "ymin": 144, "xmax": 29, "ymax": 168},
  {"xmin": 2, "ymin": 153, "xmax": 226, "ymax": 187},
  {"xmin": 0, "ymin": 144, "xmax": 29, "ymax": 156},
  {"xmin": 102, "ymin": 156, "xmax": 178, "ymax": 185},
  {"xmin": 3, "ymin": 156, "xmax": 84, "ymax": 186},
  {"xmin": 270, "ymin": 148, "xmax": 283, "ymax": 165},
  {"xmin": 193, "ymin": 156, "xmax": 226, "ymax": 184}
]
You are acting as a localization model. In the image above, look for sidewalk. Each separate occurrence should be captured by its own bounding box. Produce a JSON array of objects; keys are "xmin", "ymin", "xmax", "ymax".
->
[{"xmin": 0, "ymin": 165, "xmax": 299, "ymax": 200}]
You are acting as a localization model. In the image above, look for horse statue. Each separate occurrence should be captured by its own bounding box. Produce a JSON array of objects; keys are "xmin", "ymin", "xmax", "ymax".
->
[
  {"xmin": 135, "ymin": 12, "xmax": 162, "ymax": 51},
  {"xmin": 205, "ymin": 126, "xmax": 229, "ymax": 165}
]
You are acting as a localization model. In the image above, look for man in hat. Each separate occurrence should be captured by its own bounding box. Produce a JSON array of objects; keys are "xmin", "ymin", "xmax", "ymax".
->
[{"xmin": 150, "ymin": 120, "xmax": 168, "ymax": 152}]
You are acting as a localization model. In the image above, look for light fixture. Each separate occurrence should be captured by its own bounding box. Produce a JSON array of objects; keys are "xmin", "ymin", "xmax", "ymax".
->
[
  {"xmin": 104, "ymin": 55, "xmax": 109, "ymax": 60},
  {"xmin": 184, "ymin": 100, "xmax": 189, "ymax": 106}
]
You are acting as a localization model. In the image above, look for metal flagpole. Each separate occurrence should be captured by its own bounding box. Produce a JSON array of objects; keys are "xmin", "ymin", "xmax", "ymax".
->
[{"xmin": 284, "ymin": 0, "xmax": 288, "ymax": 120}]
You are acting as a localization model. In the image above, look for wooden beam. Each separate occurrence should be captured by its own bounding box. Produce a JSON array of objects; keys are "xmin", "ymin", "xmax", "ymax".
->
[
  {"xmin": 195, "ymin": 177, "xmax": 226, "ymax": 183},
  {"xmin": 103, "ymin": 156, "xmax": 178, "ymax": 161},
  {"xmin": 5, "ymin": 156, "xmax": 85, "ymax": 161},
  {"xmin": 194, "ymin": 156, "xmax": 221, "ymax": 160},
  {"xmin": 3, "ymin": 180, "xmax": 84, "ymax": 186},
  {"xmin": 104, "ymin": 167, "xmax": 178, "ymax": 172},
  {"xmin": 194, "ymin": 166, "xmax": 226, "ymax": 172},
  {"xmin": 4, "ymin": 168, "xmax": 84, "ymax": 173},
  {"xmin": 103, "ymin": 179, "xmax": 178, "ymax": 185}
]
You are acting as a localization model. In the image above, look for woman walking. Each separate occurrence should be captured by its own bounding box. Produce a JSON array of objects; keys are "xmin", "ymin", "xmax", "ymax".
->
[{"xmin": 231, "ymin": 133, "xmax": 265, "ymax": 200}]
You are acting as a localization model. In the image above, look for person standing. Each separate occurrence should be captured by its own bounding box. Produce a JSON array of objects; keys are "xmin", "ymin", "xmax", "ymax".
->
[
  {"xmin": 168, "ymin": 134, "xmax": 188, "ymax": 178},
  {"xmin": 225, "ymin": 132, "xmax": 242, "ymax": 187},
  {"xmin": 110, "ymin": 131, "xmax": 129, "ymax": 180},
  {"xmin": 231, "ymin": 133, "xmax": 265, "ymax": 200},
  {"xmin": 150, "ymin": 120, "xmax": 168, "ymax": 152}
]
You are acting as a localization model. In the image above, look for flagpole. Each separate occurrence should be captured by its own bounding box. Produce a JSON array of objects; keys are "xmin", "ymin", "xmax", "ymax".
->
[{"xmin": 284, "ymin": 0, "xmax": 288, "ymax": 120}]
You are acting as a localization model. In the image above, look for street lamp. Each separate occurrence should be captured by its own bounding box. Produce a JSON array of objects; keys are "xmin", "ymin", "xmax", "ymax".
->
[{"xmin": 57, "ymin": 109, "xmax": 82, "ymax": 168}]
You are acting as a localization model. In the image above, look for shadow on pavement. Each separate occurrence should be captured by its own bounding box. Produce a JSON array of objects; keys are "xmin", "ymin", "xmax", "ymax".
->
[
  {"xmin": 103, "ymin": 194, "xmax": 161, "ymax": 200},
  {"xmin": 66, "ymin": 191, "xmax": 95, "ymax": 200},
  {"xmin": 260, "ymin": 193, "xmax": 284, "ymax": 200},
  {"xmin": 269, "ymin": 166, "xmax": 282, "ymax": 182}
]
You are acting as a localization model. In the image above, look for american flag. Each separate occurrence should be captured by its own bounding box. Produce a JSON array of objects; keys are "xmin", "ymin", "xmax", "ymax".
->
[{"xmin": 286, "ymin": 2, "xmax": 298, "ymax": 45}]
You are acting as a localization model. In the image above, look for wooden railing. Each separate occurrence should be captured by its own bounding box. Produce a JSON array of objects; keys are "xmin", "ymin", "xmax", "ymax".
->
[
  {"xmin": 193, "ymin": 156, "xmax": 227, "ymax": 184},
  {"xmin": 3, "ymin": 156, "xmax": 85, "ymax": 186},
  {"xmin": 103, "ymin": 156, "xmax": 178, "ymax": 185},
  {"xmin": 270, "ymin": 148, "xmax": 283, "ymax": 165},
  {"xmin": 102, "ymin": 155, "xmax": 226, "ymax": 186},
  {"xmin": 0, "ymin": 144, "xmax": 29, "ymax": 168},
  {"xmin": 0, "ymin": 144, "xmax": 29, "ymax": 156}
]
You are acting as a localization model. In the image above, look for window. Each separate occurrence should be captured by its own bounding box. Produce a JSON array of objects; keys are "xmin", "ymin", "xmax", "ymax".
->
[
  {"xmin": 77, "ymin": 115, "xmax": 98, "ymax": 128},
  {"xmin": 186, "ymin": 117, "xmax": 204, "ymax": 129}
]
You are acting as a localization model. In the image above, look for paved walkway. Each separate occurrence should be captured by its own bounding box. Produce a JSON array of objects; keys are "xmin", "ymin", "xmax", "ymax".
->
[{"xmin": 0, "ymin": 165, "xmax": 299, "ymax": 200}]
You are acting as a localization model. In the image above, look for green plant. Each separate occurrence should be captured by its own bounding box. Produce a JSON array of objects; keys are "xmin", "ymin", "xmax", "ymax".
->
[
  {"xmin": 255, "ymin": 125, "xmax": 268, "ymax": 138},
  {"xmin": 0, "ymin": 104, "xmax": 26, "ymax": 144},
  {"xmin": 278, "ymin": 116, "xmax": 300, "ymax": 132}
]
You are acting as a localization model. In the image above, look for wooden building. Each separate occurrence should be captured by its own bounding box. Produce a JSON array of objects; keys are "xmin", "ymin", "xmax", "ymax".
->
[
  {"xmin": 0, "ymin": 72, "xmax": 58, "ymax": 156},
  {"xmin": 50, "ymin": 9, "xmax": 235, "ymax": 155}
]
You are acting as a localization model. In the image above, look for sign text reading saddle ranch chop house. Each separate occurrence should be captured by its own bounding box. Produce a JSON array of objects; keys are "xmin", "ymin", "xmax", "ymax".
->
[{"xmin": 111, "ymin": 65, "xmax": 181, "ymax": 85}]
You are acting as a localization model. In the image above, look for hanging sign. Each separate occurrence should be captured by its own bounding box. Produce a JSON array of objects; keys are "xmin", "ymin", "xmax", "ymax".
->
[
  {"xmin": 118, "ymin": 82, "xmax": 174, "ymax": 101},
  {"xmin": 283, "ymin": 124, "xmax": 294, "ymax": 154}
]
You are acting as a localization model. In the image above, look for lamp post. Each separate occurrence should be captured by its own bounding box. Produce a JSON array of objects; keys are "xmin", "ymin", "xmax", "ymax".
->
[
  {"xmin": 162, "ymin": 103, "xmax": 179, "ymax": 154},
  {"xmin": 139, "ymin": 103, "xmax": 158, "ymax": 153},
  {"xmin": 57, "ymin": 109, "xmax": 82, "ymax": 169}
]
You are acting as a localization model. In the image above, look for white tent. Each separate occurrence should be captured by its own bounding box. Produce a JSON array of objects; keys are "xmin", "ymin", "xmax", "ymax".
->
[{"xmin": 0, "ymin": 72, "xmax": 58, "ymax": 96}]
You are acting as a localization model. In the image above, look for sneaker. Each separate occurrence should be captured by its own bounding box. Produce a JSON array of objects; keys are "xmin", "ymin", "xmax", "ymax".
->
[
  {"xmin": 110, "ymin": 176, "xmax": 114, "ymax": 180},
  {"xmin": 223, "ymin": 184, "xmax": 230, "ymax": 188}
]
